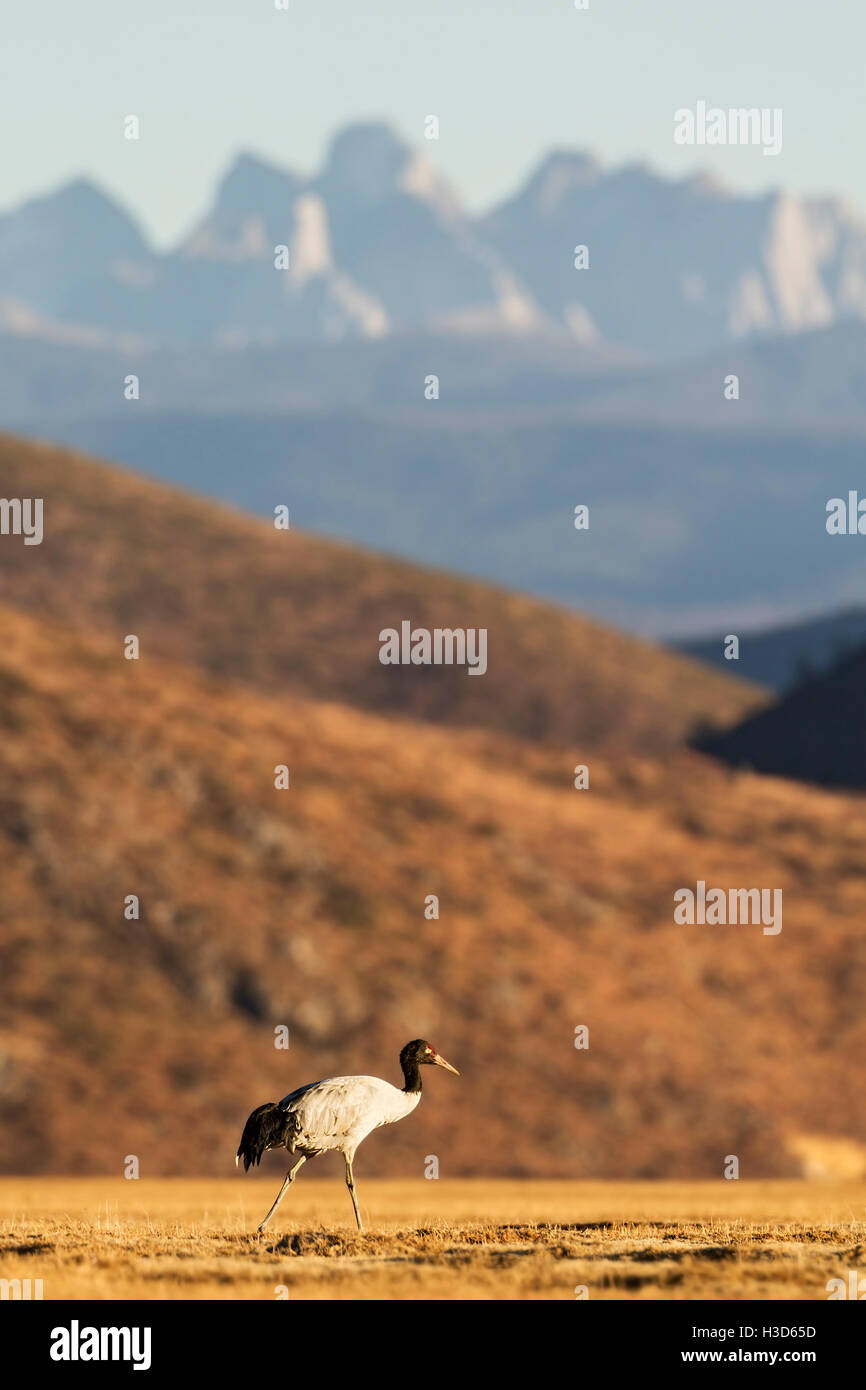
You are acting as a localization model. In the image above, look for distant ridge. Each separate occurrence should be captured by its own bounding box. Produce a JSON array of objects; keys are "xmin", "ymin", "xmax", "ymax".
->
[{"xmin": 677, "ymin": 604, "xmax": 866, "ymax": 692}]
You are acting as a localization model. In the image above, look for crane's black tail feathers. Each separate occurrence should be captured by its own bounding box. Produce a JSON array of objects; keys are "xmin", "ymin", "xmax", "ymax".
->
[{"xmin": 236, "ymin": 1102, "xmax": 289, "ymax": 1172}]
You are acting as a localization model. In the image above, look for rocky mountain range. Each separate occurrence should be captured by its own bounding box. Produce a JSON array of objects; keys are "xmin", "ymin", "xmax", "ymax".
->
[{"xmin": 3, "ymin": 121, "xmax": 866, "ymax": 359}]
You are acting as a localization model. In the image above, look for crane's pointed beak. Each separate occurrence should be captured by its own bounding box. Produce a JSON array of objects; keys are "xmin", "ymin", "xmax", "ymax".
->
[{"xmin": 432, "ymin": 1053, "xmax": 460, "ymax": 1076}]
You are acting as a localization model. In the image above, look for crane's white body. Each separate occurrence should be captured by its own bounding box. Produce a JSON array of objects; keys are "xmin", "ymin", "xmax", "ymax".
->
[{"xmin": 279, "ymin": 1074, "xmax": 421, "ymax": 1159}]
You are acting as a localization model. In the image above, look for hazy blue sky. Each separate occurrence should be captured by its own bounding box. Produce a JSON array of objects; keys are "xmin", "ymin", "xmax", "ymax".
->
[{"xmin": 2, "ymin": 0, "xmax": 863, "ymax": 245}]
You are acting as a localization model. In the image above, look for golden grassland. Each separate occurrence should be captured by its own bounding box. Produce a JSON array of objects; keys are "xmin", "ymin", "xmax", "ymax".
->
[{"xmin": 1, "ymin": 1178, "xmax": 864, "ymax": 1301}]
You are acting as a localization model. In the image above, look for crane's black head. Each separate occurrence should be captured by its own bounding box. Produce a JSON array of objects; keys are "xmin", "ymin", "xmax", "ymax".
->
[{"xmin": 400, "ymin": 1039, "xmax": 460, "ymax": 1092}]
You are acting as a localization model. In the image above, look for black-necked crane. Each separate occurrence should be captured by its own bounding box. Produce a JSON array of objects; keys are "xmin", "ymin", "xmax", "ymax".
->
[{"xmin": 236, "ymin": 1039, "xmax": 459, "ymax": 1232}]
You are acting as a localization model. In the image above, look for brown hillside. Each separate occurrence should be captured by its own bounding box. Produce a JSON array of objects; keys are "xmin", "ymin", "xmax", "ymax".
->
[
  {"xmin": 0, "ymin": 432, "xmax": 762, "ymax": 750},
  {"xmin": 1, "ymin": 600, "xmax": 864, "ymax": 1179}
]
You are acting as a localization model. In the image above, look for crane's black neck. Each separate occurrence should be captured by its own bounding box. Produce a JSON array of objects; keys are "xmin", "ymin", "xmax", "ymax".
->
[{"xmin": 400, "ymin": 1056, "xmax": 423, "ymax": 1094}]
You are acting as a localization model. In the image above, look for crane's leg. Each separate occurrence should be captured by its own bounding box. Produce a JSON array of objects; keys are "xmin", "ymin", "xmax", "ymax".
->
[
  {"xmin": 257, "ymin": 1155, "xmax": 307, "ymax": 1233},
  {"xmin": 345, "ymin": 1155, "xmax": 363, "ymax": 1232}
]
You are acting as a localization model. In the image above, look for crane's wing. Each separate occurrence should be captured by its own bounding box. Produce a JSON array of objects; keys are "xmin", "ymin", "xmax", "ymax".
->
[{"xmin": 279, "ymin": 1075, "xmax": 404, "ymax": 1149}]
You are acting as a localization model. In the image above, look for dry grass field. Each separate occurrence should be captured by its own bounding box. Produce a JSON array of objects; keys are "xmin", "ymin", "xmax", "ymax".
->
[{"xmin": 1, "ymin": 1178, "xmax": 864, "ymax": 1301}]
